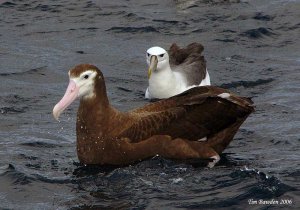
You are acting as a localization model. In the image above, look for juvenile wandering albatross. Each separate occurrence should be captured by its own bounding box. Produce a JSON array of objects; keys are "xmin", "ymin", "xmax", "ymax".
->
[
  {"xmin": 53, "ymin": 64, "xmax": 254, "ymax": 167},
  {"xmin": 145, "ymin": 42, "xmax": 211, "ymax": 99}
]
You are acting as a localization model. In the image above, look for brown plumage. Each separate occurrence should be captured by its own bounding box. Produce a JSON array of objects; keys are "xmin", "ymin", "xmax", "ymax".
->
[
  {"xmin": 169, "ymin": 42, "xmax": 207, "ymax": 86},
  {"xmin": 53, "ymin": 64, "xmax": 254, "ymax": 167}
]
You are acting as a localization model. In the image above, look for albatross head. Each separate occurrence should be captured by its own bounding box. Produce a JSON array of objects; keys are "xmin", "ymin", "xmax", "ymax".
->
[
  {"xmin": 53, "ymin": 64, "xmax": 104, "ymax": 121},
  {"xmin": 146, "ymin": 46, "xmax": 170, "ymax": 79}
]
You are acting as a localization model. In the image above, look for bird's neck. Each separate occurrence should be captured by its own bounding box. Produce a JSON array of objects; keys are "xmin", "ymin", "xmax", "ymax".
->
[
  {"xmin": 77, "ymin": 90, "xmax": 131, "ymax": 137},
  {"xmin": 150, "ymin": 65, "xmax": 174, "ymax": 85},
  {"xmin": 77, "ymin": 94, "xmax": 111, "ymax": 136},
  {"xmin": 148, "ymin": 66, "xmax": 181, "ymax": 98}
]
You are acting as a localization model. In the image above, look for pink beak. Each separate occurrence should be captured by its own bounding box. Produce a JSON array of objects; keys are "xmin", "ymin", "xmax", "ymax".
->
[{"xmin": 53, "ymin": 80, "xmax": 79, "ymax": 121}]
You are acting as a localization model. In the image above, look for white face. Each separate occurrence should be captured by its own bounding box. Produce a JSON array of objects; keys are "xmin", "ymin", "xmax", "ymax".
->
[
  {"xmin": 146, "ymin": 46, "xmax": 170, "ymax": 71},
  {"xmin": 70, "ymin": 70, "xmax": 98, "ymax": 99}
]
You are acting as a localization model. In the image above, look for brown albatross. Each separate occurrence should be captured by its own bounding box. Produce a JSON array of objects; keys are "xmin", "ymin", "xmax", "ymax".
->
[
  {"xmin": 53, "ymin": 64, "xmax": 254, "ymax": 167},
  {"xmin": 145, "ymin": 42, "xmax": 210, "ymax": 99}
]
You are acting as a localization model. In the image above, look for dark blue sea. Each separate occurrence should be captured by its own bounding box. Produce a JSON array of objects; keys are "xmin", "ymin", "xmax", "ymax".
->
[{"xmin": 0, "ymin": 0, "xmax": 299, "ymax": 209}]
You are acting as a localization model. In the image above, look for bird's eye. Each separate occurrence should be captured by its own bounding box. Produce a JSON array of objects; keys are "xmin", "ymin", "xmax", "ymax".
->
[
  {"xmin": 84, "ymin": 75, "xmax": 89, "ymax": 79},
  {"xmin": 159, "ymin": 53, "xmax": 164, "ymax": 57},
  {"xmin": 147, "ymin": 53, "xmax": 150, "ymax": 57}
]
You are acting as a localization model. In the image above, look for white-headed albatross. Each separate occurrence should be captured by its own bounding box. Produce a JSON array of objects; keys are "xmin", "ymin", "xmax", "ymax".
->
[
  {"xmin": 53, "ymin": 64, "xmax": 254, "ymax": 167},
  {"xmin": 145, "ymin": 42, "xmax": 211, "ymax": 99}
]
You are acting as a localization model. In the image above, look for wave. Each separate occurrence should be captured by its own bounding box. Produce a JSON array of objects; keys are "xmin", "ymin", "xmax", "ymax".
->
[
  {"xmin": 20, "ymin": 141, "xmax": 62, "ymax": 148},
  {"xmin": 220, "ymin": 78, "xmax": 274, "ymax": 89},
  {"xmin": 106, "ymin": 26, "xmax": 159, "ymax": 34},
  {"xmin": 240, "ymin": 27, "xmax": 277, "ymax": 39}
]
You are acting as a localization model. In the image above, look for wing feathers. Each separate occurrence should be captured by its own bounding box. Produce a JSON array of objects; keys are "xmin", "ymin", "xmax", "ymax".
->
[
  {"xmin": 168, "ymin": 43, "xmax": 207, "ymax": 86},
  {"xmin": 127, "ymin": 86, "xmax": 254, "ymax": 144}
]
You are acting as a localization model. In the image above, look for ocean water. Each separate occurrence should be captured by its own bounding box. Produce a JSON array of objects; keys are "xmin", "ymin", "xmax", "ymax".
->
[{"xmin": 0, "ymin": 0, "xmax": 299, "ymax": 209}]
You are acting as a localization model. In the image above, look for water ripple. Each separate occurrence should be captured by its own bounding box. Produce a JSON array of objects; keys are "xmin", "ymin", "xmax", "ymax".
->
[
  {"xmin": 106, "ymin": 26, "xmax": 159, "ymax": 34},
  {"xmin": 220, "ymin": 78, "xmax": 274, "ymax": 89},
  {"xmin": 240, "ymin": 27, "xmax": 277, "ymax": 39}
]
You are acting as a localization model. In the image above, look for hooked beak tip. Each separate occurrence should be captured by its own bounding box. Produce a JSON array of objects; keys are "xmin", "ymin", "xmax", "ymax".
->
[
  {"xmin": 53, "ymin": 114, "xmax": 60, "ymax": 121},
  {"xmin": 53, "ymin": 105, "xmax": 61, "ymax": 121}
]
